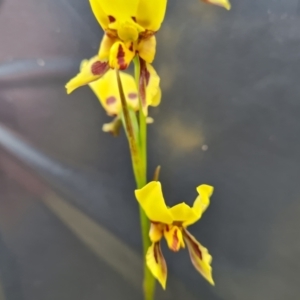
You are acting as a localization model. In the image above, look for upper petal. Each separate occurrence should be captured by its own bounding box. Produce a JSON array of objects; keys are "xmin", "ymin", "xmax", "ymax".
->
[
  {"xmin": 136, "ymin": 0, "xmax": 167, "ymax": 31},
  {"xmin": 202, "ymin": 0, "xmax": 231, "ymax": 10},
  {"xmin": 89, "ymin": 0, "xmax": 109, "ymax": 29},
  {"xmin": 146, "ymin": 242, "xmax": 167, "ymax": 290},
  {"xmin": 98, "ymin": 0, "xmax": 139, "ymax": 22},
  {"xmin": 183, "ymin": 229, "xmax": 215, "ymax": 285},
  {"xmin": 168, "ymin": 184, "xmax": 213, "ymax": 227},
  {"xmin": 195, "ymin": 185, "xmax": 213, "ymax": 213},
  {"xmin": 65, "ymin": 56, "xmax": 109, "ymax": 94},
  {"xmin": 184, "ymin": 184, "xmax": 214, "ymax": 227},
  {"xmin": 135, "ymin": 181, "xmax": 173, "ymax": 224},
  {"xmin": 169, "ymin": 203, "xmax": 198, "ymax": 225}
]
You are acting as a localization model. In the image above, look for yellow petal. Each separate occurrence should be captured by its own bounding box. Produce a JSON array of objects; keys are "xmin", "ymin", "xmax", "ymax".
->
[
  {"xmin": 163, "ymin": 225, "xmax": 185, "ymax": 252},
  {"xmin": 136, "ymin": 0, "xmax": 167, "ymax": 31},
  {"xmin": 139, "ymin": 60, "xmax": 161, "ymax": 115},
  {"xmin": 65, "ymin": 57, "xmax": 109, "ymax": 94},
  {"xmin": 184, "ymin": 184, "xmax": 214, "ymax": 227},
  {"xmin": 98, "ymin": 0, "xmax": 139, "ymax": 22},
  {"xmin": 138, "ymin": 36, "xmax": 156, "ymax": 63},
  {"xmin": 150, "ymin": 87, "xmax": 161, "ymax": 107},
  {"xmin": 146, "ymin": 116, "xmax": 154, "ymax": 124},
  {"xmin": 202, "ymin": 0, "xmax": 231, "ymax": 10},
  {"xmin": 89, "ymin": 0, "xmax": 109, "ymax": 29},
  {"xmin": 195, "ymin": 185, "xmax": 213, "ymax": 213},
  {"xmin": 169, "ymin": 203, "xmax": 198, "ymax": 226},
  {"xmin": 146, "ymin": 63, "xmax": 160, "ymax": 107},
  {"xmin": 135, "ymin": 181, "xmax": 173, "ymax": 224},
  {"xmin": 102, "ymin": 116, "xmax": 122, "ymax": 136},
  {"xmin": 149, "ymin": 223, "xmax": 163, "ymax": 243},
  {"xmin": 183, "ymin": 229, "xmax": 215, "ymax": 285},
  {"xmin": 99, "ymin": 34, "xmax": 117, "ymax": 60},
  {"xmin": 88, "ymin": 69, "xmax": 138, "ymax": 116},
  {"xmin": 109, "ymin": 41, "xmax": 135, "ymax": 70},
  {"xmin": 146, "ymin": 243, "xmax": 167, "ymax": 290}
]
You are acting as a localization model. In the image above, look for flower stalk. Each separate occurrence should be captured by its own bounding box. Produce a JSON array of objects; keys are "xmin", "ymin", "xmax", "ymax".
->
[{"xmin": 116, "ymin": 66, "xmax": 155, "ymax": 300}]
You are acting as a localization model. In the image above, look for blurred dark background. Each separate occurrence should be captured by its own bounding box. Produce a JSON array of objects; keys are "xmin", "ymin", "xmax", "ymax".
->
[{"xmin": 0, "ymin": 0, "xmax": 300, "ymax": 299}]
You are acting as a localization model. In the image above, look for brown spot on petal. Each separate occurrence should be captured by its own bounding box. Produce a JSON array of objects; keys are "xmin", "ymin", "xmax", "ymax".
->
[
  {"xmin": 106, "ymin": 96, "xmax": 117, "ymax": 105},
  {"xmin": 171, "ymin": 229, "xmax": 179, "ymax": 252},
  {"xmin": 132, "ymin": 16, "xmax": 137, "ymax": 22},
  {"xmin": 108, "ymin": 15, "xmax": 116, "ymax": 23},
  {"xmin": 153, "ymin": 244, "xmax": 159, "ymax": 263},
  {"xmin": 185, "ymin": 232, "xmax": 203, "ymax": 260},
  {"xmin": 91, "ymin": 61, "xmax": 108, "ymax": 75},
  {"xmin": 140, "ymin": 30, "xmax": 156, "ymax": 40},
  {"xmin": 117, "ymin": 44, "xmax": 127, "ymax": 70},
  {"xmin": 144, "ymin": 68, "xmax": 150, "ymax": 86},
  {"xmin": 128, "ymin": 92, "xmax": 137, "ymax": 100},
  {"xmin": 105, "ymin": 29, "xmax": 118, "ymax": 39},
  {"xmin": 129, "ymin": 42, "xmax": 134, "ymax": 52},
  {"xmin": 192, "ymin": 242, "xmax": 203, "ymax": 260},
  {"xmin": 139, "ymin": 58, "xmax": 150, "ymax": 109}
]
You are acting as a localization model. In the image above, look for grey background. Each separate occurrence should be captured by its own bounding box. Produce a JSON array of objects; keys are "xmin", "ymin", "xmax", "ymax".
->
[{"xmin": 0, "ymin": 0, "xmax": 299, "ymax": 299}]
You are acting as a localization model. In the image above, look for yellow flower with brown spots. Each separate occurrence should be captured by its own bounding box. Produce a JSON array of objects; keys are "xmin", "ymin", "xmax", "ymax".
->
[
  {"xmin": 135, "ymin": 181, "xmax": 214, "ymax": 289},
  {"xmin": 65, "ymin": 0, "xmax": 167, "ymax": 115}
]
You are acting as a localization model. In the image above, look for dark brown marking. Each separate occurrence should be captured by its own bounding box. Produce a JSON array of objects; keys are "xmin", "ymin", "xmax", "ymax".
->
[
  {"xmin": 139, "ymin": 58, "xmax": 148, "ymax": 108},
  {"xmin": 153, "ymin": 243, "xmax": 159, "ymax": 264},
  {"xmin": 192, "ymin": 242, "xmax": 203, "ymax": 260},
  {"xmin": 186, "ymin": 233, "xmax": 203, "ymax": 260},
  {"xmin": 145, "ymin": 67, "xmax": 150, "ymax": 86},
  {"xmin": 117, "ymin": 44, "xmax": 127, "ymax": 70},
  {"xmin": 171, "ymin": 229, "xmax": 179, "ymax": 251},
  {"xmin": 139, "ymin": 30, "xmax": 156, "ymax": 40},
  {"xmin": 105, "ymin": 29, "xmax": 118, "ymax": 39},
  {"xmin": 108, "ymin": 15, "xmax": 116, "ymax": 23},
  {"xmin": 91, "ymin": 61, "xmax": 108, "ymax": 75},
  {"xmin": 129, "ymin": 42, "xmax": 134, "ymax": 52}
]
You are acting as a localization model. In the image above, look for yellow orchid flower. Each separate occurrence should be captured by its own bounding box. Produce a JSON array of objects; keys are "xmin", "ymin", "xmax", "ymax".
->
[
  {"xmin": 90, "ymin": 0, "xmax": 167, "ymax": 69},
  {"xmin": 78, "ymin": 59, "xmax": 160, "ymax": 134},
  {"xmin": 66, "ymin": 0, "xmax": 166, "ymax": 113},
  {"xmin": 85, "ymin": 0, "xmax": 166, "ymax": 114},
  {"xmin": 201, "ymin": 0, "xmax": 231, "ymax": 10},
  {"xmin": 135, "ymin": 181, "xmax": 214, "ymax": 289}
]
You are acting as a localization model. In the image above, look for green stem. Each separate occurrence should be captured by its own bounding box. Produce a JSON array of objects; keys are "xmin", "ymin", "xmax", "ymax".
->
[
  {"xmin": 134, "ymin": 57, "xmax": 147, "ymax": 175},
  {"xmin": 134, "ymin": 56, "xmax": 155, "ymax": 300},
  {"xmin": 116, "ymin": 68, "xmax": 155, "ymax": 300},
  {"xmin": 116, "ymin": 69, "xmax": 142, "ymax": 183}
]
